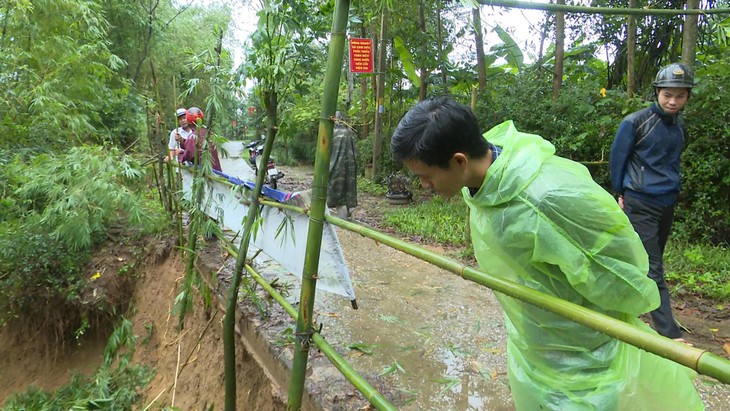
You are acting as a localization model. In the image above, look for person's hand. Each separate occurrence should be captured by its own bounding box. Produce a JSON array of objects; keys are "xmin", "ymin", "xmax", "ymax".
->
[
  {"xmin": 163, "ymin": 155, "xmax": 170, "ymax": 163},
  {"xmin": 618, "ymin": 195, "xmax": 624, "ymax": 210},
  {"xmin": 175, "ymin": 133, "xmax": 184, "ymax": 144}
]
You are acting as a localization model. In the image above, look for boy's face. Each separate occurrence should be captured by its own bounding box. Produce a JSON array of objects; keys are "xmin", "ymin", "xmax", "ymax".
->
[
  {"xmin": 403, "ymin": 156, "xmax": 465, "ymax": 199},
  {"xmin": 656, "ymin": 87, "xmax": 690, "ymax": 114},
  {"xmin": 178, "ymin": 115, "xmax": 189, "ymax": 128}
]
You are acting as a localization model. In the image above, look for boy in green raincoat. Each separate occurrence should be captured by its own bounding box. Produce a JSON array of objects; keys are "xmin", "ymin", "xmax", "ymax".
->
[{"xmin": 391, "ymin": 97, "xmax": 702, "ymax": 410}]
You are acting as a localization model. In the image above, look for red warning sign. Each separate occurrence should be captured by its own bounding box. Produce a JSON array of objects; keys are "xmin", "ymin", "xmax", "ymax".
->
[{"xmin": 349, "ymin": 38, "xmax": 373, "ymax": 73}]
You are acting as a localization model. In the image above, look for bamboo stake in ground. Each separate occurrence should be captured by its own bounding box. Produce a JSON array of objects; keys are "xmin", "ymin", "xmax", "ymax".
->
[{"xmin": 287, "ymin": 0, "xmax": 350, "ymax": 409}]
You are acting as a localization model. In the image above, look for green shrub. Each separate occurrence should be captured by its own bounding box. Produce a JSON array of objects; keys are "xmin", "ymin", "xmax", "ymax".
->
[
  {"xmin": 665, "ymin": 241, "xmax": 730, "ymax": 301},
  {"xmin": 287, "ymin": 131, "xmax": 317, "ymax": 164},
  {"xmin": 356, "ymin": 133, "xmax": 374, "ymax": 176},
  {"xmin": 357, "ymin": 177, "xmax": 387, "ymax": 196},
  {"xmin": 475, "ymin": 67, "xmax": 730, "ymax": 244},
  {"xmin": 0, "ymin": 229, "xmax": 91, "ymax": 327},
  {"xmin": 0, "ymin": 146, "xmax": 166, "ymax": 339},
  {"xmin": 674, "ymin": 61, "xmax": 730, "ymax": 244},
  {"xmin": 10, "ymin": 146, "xmax": 157, "ymax": 250}
]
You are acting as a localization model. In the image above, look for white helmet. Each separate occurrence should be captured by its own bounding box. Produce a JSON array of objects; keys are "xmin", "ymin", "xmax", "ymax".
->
[{"xmin": 175, "ymin": 108, "xmax": 187, "ymax": 118}]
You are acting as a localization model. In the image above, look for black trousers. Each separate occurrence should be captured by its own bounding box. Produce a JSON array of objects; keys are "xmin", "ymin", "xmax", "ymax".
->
[{"xmin": 623, "ymin": 196, "xmax": 682, "ymax": 338}]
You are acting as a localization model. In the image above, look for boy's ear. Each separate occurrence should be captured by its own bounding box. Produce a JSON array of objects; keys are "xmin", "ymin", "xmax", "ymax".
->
[{"xmin": 452, "ymin": 152, "xmax": 468, "ymax": 166}]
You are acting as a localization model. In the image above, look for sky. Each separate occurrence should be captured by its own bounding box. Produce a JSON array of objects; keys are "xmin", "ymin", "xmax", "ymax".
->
[{"xmin": 179, "ymin": 0, "xmax": 550, "ymax": 68}]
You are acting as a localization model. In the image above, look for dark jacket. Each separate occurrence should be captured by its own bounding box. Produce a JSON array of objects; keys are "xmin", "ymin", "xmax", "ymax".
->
[{"xmin": 609, "ymin": 103, "xmax": 685, "ymax": 206}]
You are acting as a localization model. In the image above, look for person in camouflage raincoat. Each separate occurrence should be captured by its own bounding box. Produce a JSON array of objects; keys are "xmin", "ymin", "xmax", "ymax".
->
[
  {"xmin": 391, "ymin": 97, "xmax": 703, "ymax": 411},
  {"xmin": 328, "ymin": 111, "xmax": 358, "ymax": 218}
]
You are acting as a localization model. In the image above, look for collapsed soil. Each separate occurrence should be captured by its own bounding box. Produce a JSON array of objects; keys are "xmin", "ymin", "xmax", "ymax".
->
[{"xmin": 0, "ymin": 236, "xmax": 286, "ymax": 410}]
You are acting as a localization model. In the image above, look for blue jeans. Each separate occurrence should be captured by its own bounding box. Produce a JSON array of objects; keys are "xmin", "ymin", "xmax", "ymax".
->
[{"xmin": 623, "ymin": 195, "xmax": 682, "ymax": 338}]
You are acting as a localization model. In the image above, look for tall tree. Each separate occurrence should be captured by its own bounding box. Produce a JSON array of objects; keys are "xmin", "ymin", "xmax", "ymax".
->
[
  {"xmin": 472, "ymin": 7, "xmax": 487, "ymax": 91},
  {"xmin": 552, "ymin": 0, "xmax": 566, "ymax": 101},
  {"xmin": 417, "ymin": 0, "xmax": 429, "ymax": 100},
  {"xmin": 627, "ymin": 0, "xmax": 638, "ymax": 97},
  {"xmin": 371, "ymin": 5, "xmax": 388, "ymax": 180},
  {"xmin": 681, "ymin": 0, "xmax": 700, "ymax": 65}
]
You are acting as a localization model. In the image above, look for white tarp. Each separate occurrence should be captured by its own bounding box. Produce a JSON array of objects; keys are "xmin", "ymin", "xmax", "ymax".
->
[{"xmin": 180, "ymin": 144, "xmax": 356, "ymax": 302}]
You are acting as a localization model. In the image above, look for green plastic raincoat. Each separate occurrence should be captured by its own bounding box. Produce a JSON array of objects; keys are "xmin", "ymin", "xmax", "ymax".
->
[{"xmin": 464, "ymin": 121, "xmax": 703, "ymax": 411}]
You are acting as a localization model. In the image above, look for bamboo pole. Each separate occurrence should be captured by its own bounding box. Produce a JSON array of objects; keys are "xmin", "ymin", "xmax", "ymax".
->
[
  {"xmin": 475, "ymin": 0, "xmax": 730, "ymax": 15},
  {"xmin": 288, "ymin": 0, "xmax": 351, "ymax": 409}
]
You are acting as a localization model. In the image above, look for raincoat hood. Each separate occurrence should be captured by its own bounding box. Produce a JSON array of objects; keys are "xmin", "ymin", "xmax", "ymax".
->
[{"xmin": 465, "ymin": 120, "xmax": 555, "ymax": 206}]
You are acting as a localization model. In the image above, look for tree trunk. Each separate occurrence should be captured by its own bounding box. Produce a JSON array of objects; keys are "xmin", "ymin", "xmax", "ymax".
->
[
  {"xmin": 682, "ymin": 0, "xmax": 700, "ymax": 66},
  {"xmin": 360, "ymin": 26, "xmax": 371, "ymax": 141},
  {"xmin": 627, "ymin": 0, "xmax": 637, "ymax": 97},
  {"xmin": 536, "ymin": 13, "xmax": 550, "ymax": 80},
  {"xmin": 372, "ymin": 8, "xmax": 388, "ymax": 180},
  {"xmin": 133, "ymin": 0, "xmax": 160, "ymax": 83},
  {"xmin": 417, "ymin": 0, "xmax": 428, "ymax": 100},
  {"xmin": 473, "ymin": 7, "xmax": 486, "ymax": 91},
  {"xmin": 1, "ymin": 2, "xmax": 13, "ymax": 50},
  {"xmin": 551, "ymin": 0, "xmax": 565, "ymax": 102},
  {"xmin": 436, "ymin": 2, "xmax": 447, "ymax": 93}
]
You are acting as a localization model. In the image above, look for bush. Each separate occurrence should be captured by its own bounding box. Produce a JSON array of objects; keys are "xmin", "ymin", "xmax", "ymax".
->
[
  {"xmin": 665, "ymin": 241, "xmax": 730, "ymax": 301},
  {"xmin": 0, "ymin": 229, "xmax": 91, "ymax": 329},
  {"xmin": 476, "ymin": 67, "xmax": 730, "ymax": 244},
  {"xmin": 674, "ymin": 62, "xmax": 730, "ymax": 244},
  {"xmin": 0, "ymin": 146, "xmax": 167, "ymax": 341}
]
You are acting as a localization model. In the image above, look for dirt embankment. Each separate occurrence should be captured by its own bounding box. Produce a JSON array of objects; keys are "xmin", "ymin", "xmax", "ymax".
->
[{"xmin": 0, "ymin": 235, "xmax": 286, "ymax": 410}]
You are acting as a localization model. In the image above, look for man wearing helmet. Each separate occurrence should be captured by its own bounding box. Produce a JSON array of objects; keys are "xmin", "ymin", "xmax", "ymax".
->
[
  {"xmin": 609, "ymin": 63, "xmax": 694, "ymax": 343},
  {"xmin": 179, "ymin": 107, "xmax": 222, "ymax": 172},
  {"xmin": 165, "ymin": 108, "xmax": 195, "ymax": 162}
]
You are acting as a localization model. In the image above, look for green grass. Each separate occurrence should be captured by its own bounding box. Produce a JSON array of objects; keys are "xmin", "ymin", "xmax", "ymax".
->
[
  {"xmin": 382, "ymin": 196, "xmax": 468, "ymax": 246},
  {"xmin": 378, "ymin": 192, "xmax": 729, "ymax": 302},
  {"xmin": 357, "ymin": 177, "xmax": 388, "ymax": 196},
  {"xmin": 665, "ymin": 241, "xmax": 730, "ymax": 301}
]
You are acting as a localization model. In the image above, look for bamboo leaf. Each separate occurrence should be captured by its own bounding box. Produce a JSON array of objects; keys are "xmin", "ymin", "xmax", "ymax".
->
[
  {"xmin": 346, "ymin": 342, "xmax": 379, "ymax": 355},
  {"xmin": 434, "ymin": 377, "xmax": 461, "ymax": 395}
]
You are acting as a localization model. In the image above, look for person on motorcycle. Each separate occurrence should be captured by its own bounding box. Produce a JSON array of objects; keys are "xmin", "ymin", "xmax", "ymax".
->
[
  {"xmin": 165, "ymin": 108, "xmax": 194, "ymax": 162},
  {"xmin": 179, "ymin": 107, "xmax": 222, "ymax": 172}
]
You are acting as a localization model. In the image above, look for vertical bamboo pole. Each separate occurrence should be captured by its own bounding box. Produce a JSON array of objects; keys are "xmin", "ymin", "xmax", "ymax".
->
[{"xmin": 287, "ymin": 0, "xmax": 350, "ymax": 409}]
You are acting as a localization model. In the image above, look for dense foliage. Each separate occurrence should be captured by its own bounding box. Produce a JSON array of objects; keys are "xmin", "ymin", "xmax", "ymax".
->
[
  {"xmin": 0, "ymin": 0, "xmax": 236, "ymax": 152},
  {"xmin": 0, "ymin": 147, "xmax": 166, "ymax": 339}
]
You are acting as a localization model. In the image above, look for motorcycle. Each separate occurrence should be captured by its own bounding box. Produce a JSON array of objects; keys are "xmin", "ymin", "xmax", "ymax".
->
[{"xmin": 244, "ymin": 137, "xmax": 285, "ymax": 189}]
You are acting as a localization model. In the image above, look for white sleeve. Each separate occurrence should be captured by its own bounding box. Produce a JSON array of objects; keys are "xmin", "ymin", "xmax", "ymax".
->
[{"xmin": 168, "ymin": 129, "xmax": 179, "ymax": 150}]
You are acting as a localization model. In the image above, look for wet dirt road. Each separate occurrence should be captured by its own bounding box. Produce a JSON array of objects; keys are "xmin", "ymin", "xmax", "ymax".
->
[{"xmin": 320, "ymin": 228, "xmax": 513, "ymax": 410}]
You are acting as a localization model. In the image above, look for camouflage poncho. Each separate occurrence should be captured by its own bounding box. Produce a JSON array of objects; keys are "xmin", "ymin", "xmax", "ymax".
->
[{"xmin": 327, "ymin": 124, "xmax": 358, "ymax": 209}]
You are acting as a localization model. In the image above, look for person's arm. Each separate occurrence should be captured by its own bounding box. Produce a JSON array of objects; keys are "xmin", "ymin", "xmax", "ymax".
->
[
  {"xmin": 609, "ymin": 120, "xmax": 636, "ymax": 196},
  {"xmin": 166, "ymin": 129, "xmax": 179, "ymax": 162}
]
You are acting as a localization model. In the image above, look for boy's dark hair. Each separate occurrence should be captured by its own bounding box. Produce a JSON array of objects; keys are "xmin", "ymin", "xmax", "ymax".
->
[{"xmin": 391, "ymin": 96, "xmax": 489, "ymax": 169}]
